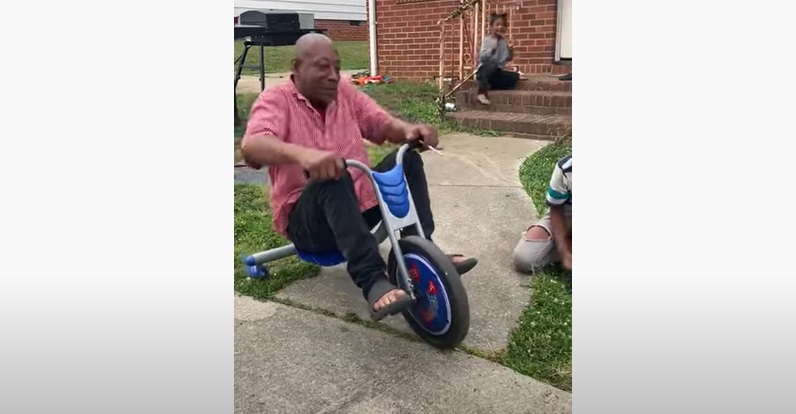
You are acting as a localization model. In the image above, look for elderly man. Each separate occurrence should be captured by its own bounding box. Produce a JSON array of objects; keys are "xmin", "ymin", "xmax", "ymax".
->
[{"xmin": 241, "ymin": 34, "xmax": 477, "ymax": 321}]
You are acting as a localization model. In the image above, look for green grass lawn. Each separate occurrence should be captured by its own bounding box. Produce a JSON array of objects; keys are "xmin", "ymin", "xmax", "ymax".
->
[
  {"xmin": 235, "ymin": 40, "xmax": 369, "ymax": 75},
  {"xmin": 234, "ymin": 93, "xmax": 259, "ymax": 163},
  {"xmin": 234, "ymin": 183, "xmax": 319, "ymax": 299},
  {"xmin": 501, "ymin": 139, "xmax": 573, "ymax": 391},
  {"xmin": 519, "ymin": 138, "xmax": 573, "ymax": 217},
  {"xmin": 361, "ymin": 82, "xmax": 441, "ymax": 125}
]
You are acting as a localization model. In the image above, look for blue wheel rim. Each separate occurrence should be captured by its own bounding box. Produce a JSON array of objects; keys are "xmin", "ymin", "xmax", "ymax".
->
[{"xmin": 399, "ymin": 253, "xmax": 452, "ymax": 336}]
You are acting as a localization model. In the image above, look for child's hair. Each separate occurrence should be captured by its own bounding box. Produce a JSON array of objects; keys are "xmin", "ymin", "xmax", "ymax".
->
[{"xmin": 490, "ymin": 12, "xmax": 507, "ymax": 26}]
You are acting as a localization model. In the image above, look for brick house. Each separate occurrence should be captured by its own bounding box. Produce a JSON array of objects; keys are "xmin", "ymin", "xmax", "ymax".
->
[
  {"xmin": 315, "ymin": 19, "xmax": 368, "ymax": 42},
  {"xmin": 367, "ymin": 0, "xmax": 571, "ymax": 80},
  {"xmin": 235, "ymin": 0, "xmax": 368, "ymax": 41},
  {"xmin": 362, "ymin": 0, "xmax": 573, "ymax": 140}
]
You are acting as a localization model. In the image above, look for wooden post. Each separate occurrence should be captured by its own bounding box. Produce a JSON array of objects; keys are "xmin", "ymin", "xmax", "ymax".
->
[
  {"xmin": 459, "ymin": 15, "xmax": 464, "ymax": 80},
  {"xmin": 438, "ymin": 25, "xmax": 445, "ymax": 91},
  {"xmin": 473, "ymin": 3, "xmax": 479, "ymax": 61},
  {"xmin": 509, "ymin": 5, "xmax": 514, "ymax": 43},
  {"xmin": 481, "ymin": 1, "xmax": 486, "ymax": 39}
]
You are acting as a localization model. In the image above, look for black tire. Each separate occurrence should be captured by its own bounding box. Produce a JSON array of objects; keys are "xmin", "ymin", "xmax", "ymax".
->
[{"xmin": 387, "ymin": 236, "xmax": 470, "ymax": 349}]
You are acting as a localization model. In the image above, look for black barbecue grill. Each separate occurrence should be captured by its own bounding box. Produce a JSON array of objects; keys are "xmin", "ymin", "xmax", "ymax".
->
[{"xmin": 234, "ymin": 10, "xmax": 327, "ymax": 125}]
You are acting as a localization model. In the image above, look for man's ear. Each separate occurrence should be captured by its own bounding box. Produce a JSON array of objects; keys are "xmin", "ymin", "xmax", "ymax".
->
[{"xmin": 291, "ymin": 58, "xmax": 299, "ymax": 72}]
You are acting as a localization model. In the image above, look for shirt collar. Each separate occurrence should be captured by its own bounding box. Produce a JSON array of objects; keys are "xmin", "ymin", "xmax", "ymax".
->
[{"xmin": 288, "ymin": 75, "xmax": 336, "ymax": 111}]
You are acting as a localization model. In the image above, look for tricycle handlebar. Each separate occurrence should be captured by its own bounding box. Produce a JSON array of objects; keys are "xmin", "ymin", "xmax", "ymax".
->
[{"xmin": 305, "ymin": 141, "xmax": 425, "ymax": 179}]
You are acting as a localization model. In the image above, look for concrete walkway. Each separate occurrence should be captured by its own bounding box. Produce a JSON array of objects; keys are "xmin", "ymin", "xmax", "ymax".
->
[
  {"xmin": 235, "ymin": 295, "xmax": 572, "ymax": 414},
  {"xmin": 275, "ymin": 133, "xmax": 547, "ymax": 350}
]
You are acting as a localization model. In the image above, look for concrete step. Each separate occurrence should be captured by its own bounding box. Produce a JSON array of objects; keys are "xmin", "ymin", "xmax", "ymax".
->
[
  {"xmin": 455, "ymin": 89, "xmax": 572, "ymax": 116},
  {"xmin": 517, "ymin": 75, "xmax": 572, "ymax": 92},
  {"xmin": 458, "ymin": 74, "xmax": 571, "ymax": 92},
  {"xmin": 447, "ymin": 110, "xmax": 571, "ymax": 139}
]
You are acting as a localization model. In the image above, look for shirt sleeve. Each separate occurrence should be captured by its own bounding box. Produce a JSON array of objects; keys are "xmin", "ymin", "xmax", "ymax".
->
[
  {"xmin": 479, "ymin": 36, "xmax": 497, "ymax": 62},
  {"xmin": 546, "ymin": 157, "xmax": 572, "ymax": 207},
  {"xmin": 341, "ymin": 80, "xmax": 390, "ymax": 144},
  {"xmin": 244, "ymin": 89, "xmax": 289, "ymax": 140}
]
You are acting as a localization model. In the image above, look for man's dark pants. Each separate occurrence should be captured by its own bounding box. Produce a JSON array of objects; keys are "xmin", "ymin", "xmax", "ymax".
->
[{"xmin": 286, "ymin": 149, "xmax": 434, "ymax": 300}]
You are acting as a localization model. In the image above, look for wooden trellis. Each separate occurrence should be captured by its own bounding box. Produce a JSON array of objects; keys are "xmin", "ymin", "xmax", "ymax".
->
[{"xmin": 435, "ymin": 0, "xmax": 521, "ymax": 114}]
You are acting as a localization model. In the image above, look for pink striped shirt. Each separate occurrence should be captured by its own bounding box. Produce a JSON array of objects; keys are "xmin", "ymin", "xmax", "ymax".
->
[{"xmin": 244, "ymin": 77, "xmax": 391, "ymax": 237}]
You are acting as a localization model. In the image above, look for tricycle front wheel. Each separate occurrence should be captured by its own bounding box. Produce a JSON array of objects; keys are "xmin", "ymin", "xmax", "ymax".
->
[{"xmin": 387, "ymin": 236, "xmax": 470, "ymax": 349}]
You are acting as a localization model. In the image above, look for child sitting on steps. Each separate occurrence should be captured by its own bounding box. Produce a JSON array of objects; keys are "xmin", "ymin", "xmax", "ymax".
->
[{"xmin": 476, "ymin": 12, "xmax": 520, "ymax": 105}]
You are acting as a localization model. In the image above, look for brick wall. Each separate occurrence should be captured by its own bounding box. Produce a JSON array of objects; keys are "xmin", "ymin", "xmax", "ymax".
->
[
  {"xmin": 370, "ymin": 0, "xmax": 570, "ymax": 80},
  {"xmin": 315, "ymin": 19, "xmax": 368, "ymax": 41}
]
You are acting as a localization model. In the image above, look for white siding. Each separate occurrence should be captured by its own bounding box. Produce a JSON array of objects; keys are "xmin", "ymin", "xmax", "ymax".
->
[{"xmin": 234, "ymin": 0, "xmax": 365, "ymax": 21}]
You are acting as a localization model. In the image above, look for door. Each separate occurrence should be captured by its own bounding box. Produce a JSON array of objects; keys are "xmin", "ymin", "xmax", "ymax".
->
[{"xmin": 556, "ymin": 0, "xmax": 572, "ymax": 60}]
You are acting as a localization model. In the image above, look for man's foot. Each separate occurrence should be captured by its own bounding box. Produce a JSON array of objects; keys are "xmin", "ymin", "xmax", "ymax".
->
[
  {"xmin": 448, "ymin": 254, "xmax": 479, "ymax": 275},
  {"xmin": 476, "ymin": 94, "xmax": 491, "ymax": 105},
  {"xmin": 372, "ymin": 289, "xmax": 409, "ymax": 313},
  {"xmin": 367, "ymin": 278, "xmax": 414, "ymax": 321},
  {"xmin": 558, "ymin": 72, "xmax": 572, "ymax": 81}
]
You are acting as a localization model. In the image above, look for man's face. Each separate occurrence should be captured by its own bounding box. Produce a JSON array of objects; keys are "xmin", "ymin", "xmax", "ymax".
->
[{"xmin": 293, "ymin": 44, "xmax": 341, "ymax": 106}]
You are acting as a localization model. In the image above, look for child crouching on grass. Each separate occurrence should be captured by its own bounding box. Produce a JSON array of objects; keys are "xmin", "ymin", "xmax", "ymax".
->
[{"xmin": 513, "ymin": 154, "xmax": 572, "ymax": 272}]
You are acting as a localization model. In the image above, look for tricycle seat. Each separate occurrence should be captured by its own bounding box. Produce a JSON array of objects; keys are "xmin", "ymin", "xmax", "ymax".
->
[{"xmin": 295, "ymin": 249, "xmax": 346, "ymax": 267}]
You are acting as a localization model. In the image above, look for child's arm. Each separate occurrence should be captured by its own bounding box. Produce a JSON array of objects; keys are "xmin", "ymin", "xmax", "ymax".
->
[
  {"xmin": 479, "ymin": 36, "xmax": 497, "ymax": 62},
  {"xmin": 545, "ymin": 156, "xmax": 572, "ymax": 268},
  {"xmin": 549, "ymin": 206, "xmax": 571, "ymax": 268}
]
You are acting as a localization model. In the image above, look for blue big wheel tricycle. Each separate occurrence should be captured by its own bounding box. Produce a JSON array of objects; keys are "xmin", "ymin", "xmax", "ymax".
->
[{"xmin": 242, "ymin": 141, "xmax": 470, "ymax": 349}]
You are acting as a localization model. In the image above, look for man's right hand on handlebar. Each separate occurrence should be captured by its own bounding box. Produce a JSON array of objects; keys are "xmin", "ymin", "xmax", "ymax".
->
[{"xmin": 299, "ymin": 148, "xmax": 345, "ymax": 181}]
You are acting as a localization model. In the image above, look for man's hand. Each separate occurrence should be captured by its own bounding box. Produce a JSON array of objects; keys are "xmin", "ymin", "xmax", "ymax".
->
[
  {"xmin": 404, "ymin": 123, "xmax": 440, "ymax": 150},
  {"xmin": 299, "ymin": 148, "xmax": 344, "ymax": 181}
]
